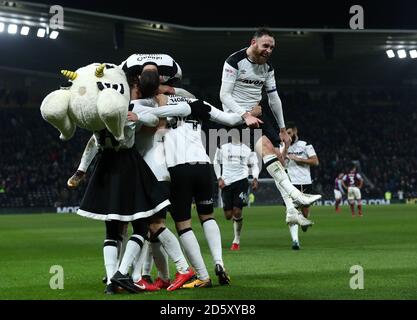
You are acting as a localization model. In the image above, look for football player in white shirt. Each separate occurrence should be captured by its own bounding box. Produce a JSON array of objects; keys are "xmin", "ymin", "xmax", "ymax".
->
[
  {"xmin": 213, "ymin": 136, "xmax": 259, "ymax": 251},
  {"xmin": 283, "ymin": 122, "xmax": 319, "ymax": 250},
  {"xmin": 71, "ymin": 63, "xmax": 197, "ymax": 293},
  {"xmin": 128, "ymin": 67, "xmax": 258, "ymax": 288},
  {"xmin": 67, "ymin": 54, "xmax": 193, "ymax": 188},
  {"xmin": 220, "ymin": 28, "xmax": 321, "ymax": 227}
]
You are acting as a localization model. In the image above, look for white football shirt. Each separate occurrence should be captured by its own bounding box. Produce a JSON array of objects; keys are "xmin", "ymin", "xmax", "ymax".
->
[
  {"xmin": 213, "ymin": 142, "xmax": 259, "ymax": 185},
  {"xmin": 285, "ymin": 139, "xmax": 317, "ymax": 185},
  {"xmin": 221, "ymin": 48, "xmax": 277, "ymax": 113}
]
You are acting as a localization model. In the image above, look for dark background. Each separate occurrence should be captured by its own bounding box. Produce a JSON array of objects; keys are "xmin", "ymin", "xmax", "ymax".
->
[{"xmin": 32, "ymin": 0, "xmax": 417, "ymax": 29}]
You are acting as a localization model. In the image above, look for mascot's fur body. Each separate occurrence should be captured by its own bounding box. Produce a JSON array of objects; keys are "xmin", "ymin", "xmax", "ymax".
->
[{"xmin": 40, "ymin": 63, "xmax": 130, "ymax": 141}]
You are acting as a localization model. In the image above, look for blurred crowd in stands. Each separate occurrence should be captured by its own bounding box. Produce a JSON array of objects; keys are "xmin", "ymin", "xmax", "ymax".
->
[{"xmin": 1, "ymin": 87, "xmax": 416, "ymax": 208}]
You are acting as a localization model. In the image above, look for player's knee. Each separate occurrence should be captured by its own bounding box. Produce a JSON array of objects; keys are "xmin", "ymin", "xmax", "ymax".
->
[
  {"xmin": 175, "ymin": 219, "xmax": 192, "ymax": 233},
  {"xmin": 149, "ymin": 225, "xmax": 167, "ymax": 242},
  {"xmin": 131, "ymin": 218, "xmax": 149, "ymax": 239},
  {"xmin": 199, "ymin": 213, "xmax": 214, "ymax": 223},
  {"xmin": 149, "ymin": 219, "xmax": 165, "ymax": 234},
  {"xmin": 232, "ymin": 207, "xmax": 242, "ymax": 219},
  {"xmin": 105, "ymin": 220, "xmax": 120, "ymax": 241},
  {"xmin": 261, "ymin": 136, "xmax": 274, "ymax": 156},
  {"xmin": 224, "ymin": 210, "xmax": 233, "ymax": 220}
]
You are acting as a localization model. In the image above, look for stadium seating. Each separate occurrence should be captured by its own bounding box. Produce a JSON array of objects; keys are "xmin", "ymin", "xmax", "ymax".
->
[{"xmin": 1, "ymin": 88, "xmax": 416, "ymax": 208}]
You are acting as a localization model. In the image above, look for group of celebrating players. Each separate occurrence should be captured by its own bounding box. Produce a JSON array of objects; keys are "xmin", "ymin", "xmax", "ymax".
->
[{"xmin": 66, "ymin": 28, "xmax": 323, "ymax": 294}]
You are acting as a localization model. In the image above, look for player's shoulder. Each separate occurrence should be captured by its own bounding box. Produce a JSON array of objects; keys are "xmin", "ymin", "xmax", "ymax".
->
[
  {"xmin": 225, "ymin": 48, "xmax": 247, "ymax": 69},
  {"xmin": 241, "ymin": 143, "xmax": 252, "ymax": 152},
  {"xmin": 301, "ymin": 140, "xmax": 316, "ymax": 149},
  {"xmin": 266, "ymin": 61, "xmax": 274, "ymax": 72},
  {"xmin": 294, "ymin": 140, "xmax": 308, "ymax": 147}
]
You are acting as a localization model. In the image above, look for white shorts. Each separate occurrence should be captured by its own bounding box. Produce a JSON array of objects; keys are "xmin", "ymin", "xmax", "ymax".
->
[
  {"xmin": 347, "ymin": 187, "xmax": 361, "ymax": 200},
  {"xmin": 334, "ymin": 189, "xmax": 343, "ymax": 200}
]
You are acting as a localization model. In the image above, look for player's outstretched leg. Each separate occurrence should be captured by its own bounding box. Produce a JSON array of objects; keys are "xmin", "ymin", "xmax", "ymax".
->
[
  {"xmin": 111, "ymin": 219, "xmax": 149, "ymax": 293},
  {"xmin": 150, "ymin": 240, "xmax": 171, "ymax": 289},
  {"xmin": 200, "ymin": 216, "xmax": 231, "ymax": 286},
  {"xmin": 231, "ymin": 216, "xmax": 243, "ymax": 251},
  {"xmin": 357, "ymin": 200, "xmax": 363, "ymax": 217},
  {"xmin": 275, "ymin": 182, "xmax": 314, "ymax": 228},
  {"xmin": 130, "ymin": 240, "xmax": 160, "ymax": 292},
  {"xmin": 151, "ymin": 226, "xmax": 195, "ymax": 291},
  {"xmin": 256, "ymin": 137, "xmax": 321, "ymax": 207},
  {"xmin": 177, "ymin": 227, "xmax": 212, "ymax": 289}
]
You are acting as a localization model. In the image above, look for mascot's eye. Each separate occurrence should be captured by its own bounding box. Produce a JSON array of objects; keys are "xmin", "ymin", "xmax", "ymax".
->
[{"xmin": 105, "ymin": 64, "xmax": 115, "ymax": 69}]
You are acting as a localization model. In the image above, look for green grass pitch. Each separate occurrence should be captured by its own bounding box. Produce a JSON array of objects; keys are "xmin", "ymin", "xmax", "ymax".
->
[{"xmin": 0, "ymin": 204, "xmax": 416, "ymax": 300}]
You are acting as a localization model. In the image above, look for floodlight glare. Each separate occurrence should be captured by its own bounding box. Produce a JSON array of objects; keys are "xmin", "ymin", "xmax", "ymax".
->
[
  {"xmin": 409, "ymin": 50, "xmax": 417, "ymax": 59},
  {"xmin": 386, "ymin": 49, "xmax": 395, "ymax": 58},
  {"xmin": 397, "ymin": 49, "xmax": 407, "ymax": 59},
  {"xmin": 7, "ymin": 24, "xmax": 18, "ymax": 34},
  {"xmin": 49, "ymin": 30, "xmax": 59, "ymax": 39},
  {"xmin": 20, "ymin": 26, "xmax": 30, "ymax": 36},
  {"xmin": 37, "ymin": 28, "xmax": 46, "ymax": 38}
]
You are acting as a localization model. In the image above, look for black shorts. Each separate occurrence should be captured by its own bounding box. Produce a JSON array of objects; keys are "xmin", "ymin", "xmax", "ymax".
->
[
  {"xmin": 168, "ymin": 163, "xmax": 214, "ymax": 222},
  {"xmin": 293, "ymin": 184, "xmax": 313, "ymax": 194},
  {"xmin": 221, "ymin": 178, "xmax": 249, "ymax": 211},
  {"xmin": 222, "ymin": 103, "xmax": 281, "ymax": 149},
  {"xmin": 149, "ymin": 181, "xmax": 171, "ymax": 220}
]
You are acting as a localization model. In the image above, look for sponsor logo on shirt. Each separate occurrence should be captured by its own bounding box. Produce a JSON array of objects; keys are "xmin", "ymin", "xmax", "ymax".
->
[
  {"xmin": 169, "ymin": 96, "xmax": 191, "ymax": 103},
  {"xmin": 136, "ymin": 54, "xmax": 163, "ymax": 62},
  {"xmin": 237, "ymin": 79, "xmax": 264, "ymax": 86}
]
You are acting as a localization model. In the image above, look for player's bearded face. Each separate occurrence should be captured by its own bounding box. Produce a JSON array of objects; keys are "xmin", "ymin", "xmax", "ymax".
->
[
  {"xmin": 286, "ymin": 128, "xmax": 296, "ymax": 144},
  {"xmin": 255, "ymin": 36, "xmax": 275, "ymax": 63}
]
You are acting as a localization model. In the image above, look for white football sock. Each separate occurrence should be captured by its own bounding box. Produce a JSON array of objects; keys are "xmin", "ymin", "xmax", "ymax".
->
[
  {"xmin": 103, "ymin": 240, "xmax": 118, "ymax": 285},
  {"xmin": 131, "ymin": 240, "xmax": 149, "ymax": 282},
  {"xmin": 232, "ymin": 218, "xmax": 243, "ymax": 244},
  {"xmin": 118, "ymin": 234, "xmax": 143, "ymax": 275},
  {"xmin": 142, "ymin": 245, "xmax": 153, "ymax": 277},
  {"xmin": 179, "ymin": 229, "xmax": 209, "ymax": 280},
  {"xmin": 275, "ymin": 181, "xmax": 296, "ymax": 210},
  {"xmin": 151, "ymin": 241, "xmax": 170, "ymax": 281},
  {"xmin": 289, "ymin": 224, "xmax": 299, "ymax": 242},
  {"xmin": 202, "ymin": 219, "xmax": 224, "ymax": 267},
  {"xmin": 158, "ymin": 228, "xmax": 189, "ymax": 274},
  {"xmin": 264, "ymin": 155, "xmax": 301, "ymax": 200},
  {"xmin": 116, "ymin": 225, "xmax": 129, "ymax": 267}
]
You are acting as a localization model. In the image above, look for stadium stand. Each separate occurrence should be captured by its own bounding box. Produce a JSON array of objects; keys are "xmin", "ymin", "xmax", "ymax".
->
[{"xmin": 1, "ymin": 86, "xmax": 416, "ymax": 208}]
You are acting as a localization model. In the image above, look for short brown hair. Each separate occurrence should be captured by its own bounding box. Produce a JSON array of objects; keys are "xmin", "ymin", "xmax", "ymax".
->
[{"xmin": 253, "ymin": 27, "xmax": 274, "ymax": 39}]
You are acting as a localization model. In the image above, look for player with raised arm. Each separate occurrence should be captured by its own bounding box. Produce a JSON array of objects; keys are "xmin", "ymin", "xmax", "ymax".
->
[
  {"xmin": 67, "ymin": 54, "xmax": 193, "ymax": 189},
  {"xmin": 219, "ymin": 28, "xmax": 321, "ymax": 228},
  {"xmin": 68, "ymin": 55, "xmax": 197, "ymax": 292},
  {"xmin": 129, "ymin": 72, "xmax": 259, "ymax": 288}
]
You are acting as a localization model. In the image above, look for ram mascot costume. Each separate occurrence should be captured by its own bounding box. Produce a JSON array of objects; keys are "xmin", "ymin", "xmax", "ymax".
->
[{"xmin": 40, "ymin": 63, "xmax": 130, "ymax": 141}]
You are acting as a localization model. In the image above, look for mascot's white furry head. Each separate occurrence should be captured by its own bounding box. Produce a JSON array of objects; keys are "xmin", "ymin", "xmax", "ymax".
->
[{"xmin": 40, "ymin": 62, "xmax": 130, "ymax": 141}]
